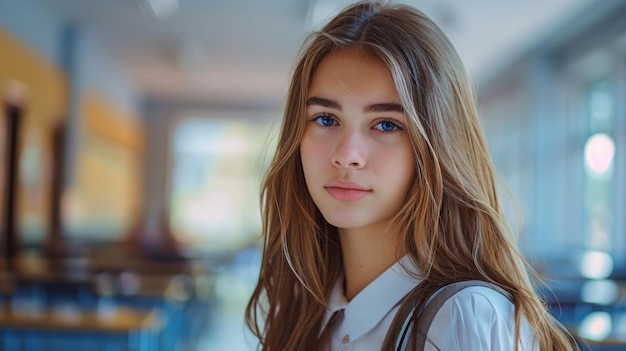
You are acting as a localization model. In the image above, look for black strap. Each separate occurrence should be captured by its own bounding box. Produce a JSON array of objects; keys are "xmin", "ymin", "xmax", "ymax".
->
[{"xmin": 396, "ymin": 280, "xmax": 513, "ymax": 351}]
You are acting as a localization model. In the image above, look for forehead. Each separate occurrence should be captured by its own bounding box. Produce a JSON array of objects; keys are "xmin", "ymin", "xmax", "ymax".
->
[
  {"xmin": 307, "ymin": 48, "xmax": 399, "ymax": 102},
  {"xmin": 312, "ymin": 48, "xmax": 387, "ymax": 79}
]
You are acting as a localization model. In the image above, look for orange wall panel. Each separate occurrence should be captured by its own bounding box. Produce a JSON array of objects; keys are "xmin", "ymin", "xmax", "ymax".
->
[{"xmin": 0, "ymin": 27, "xmax": 68, "ymax": 243}]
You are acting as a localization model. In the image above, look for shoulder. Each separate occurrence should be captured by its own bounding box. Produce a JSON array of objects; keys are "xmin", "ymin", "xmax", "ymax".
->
[
  {"xmin": 439, "ymin": 286, "xmax": 515, "ymax": 320},
  {"xmin": 425, "ymin": 286, "xmax": 535, "ymax": 350}
]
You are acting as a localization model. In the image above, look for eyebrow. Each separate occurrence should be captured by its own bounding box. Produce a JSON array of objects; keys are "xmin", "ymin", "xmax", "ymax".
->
[{"xmin": 306, "ymin": 96, "xmax": 404, "ymax": 113}]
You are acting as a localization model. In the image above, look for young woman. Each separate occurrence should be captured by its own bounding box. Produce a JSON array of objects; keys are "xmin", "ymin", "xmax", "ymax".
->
[{"xmin": 246, "ymin": 1, "xmax": 579, "ymax": 350}]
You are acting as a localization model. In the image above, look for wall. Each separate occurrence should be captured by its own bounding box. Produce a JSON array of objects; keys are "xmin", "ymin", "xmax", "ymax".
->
[
  {"xmin": 0, "ymin": 0, "xmax": 144, "ymax": 245},
  {"xmin": 478, "ymin": 0, "xmax": 626, "ymax": 267},
  {"xmin": 0, "ymin": 26, "xmax": 68, "ymax": 243}
]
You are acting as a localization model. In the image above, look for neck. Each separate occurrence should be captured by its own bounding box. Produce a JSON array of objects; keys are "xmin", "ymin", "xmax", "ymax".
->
[{"xmin": 338, "ymin": 226, "xmax": 403, "ymax": 301}]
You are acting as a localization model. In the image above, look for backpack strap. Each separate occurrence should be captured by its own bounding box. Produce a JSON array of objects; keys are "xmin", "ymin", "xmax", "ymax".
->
[{"xmin": 396, "ymin": 280, "xmax": 513, "ymax": 351}]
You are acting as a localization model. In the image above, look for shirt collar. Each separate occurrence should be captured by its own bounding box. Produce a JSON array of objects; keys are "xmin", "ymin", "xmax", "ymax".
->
[
  {"xmin": 319, "ymin": 255, "xmax": 422, "ymax": 340},
  {"xmin": 319, "ymin": 271, "xmax": 349, "ymax": 335}
]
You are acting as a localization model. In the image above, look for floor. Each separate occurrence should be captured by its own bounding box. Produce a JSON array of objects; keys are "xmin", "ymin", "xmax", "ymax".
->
[{"xmin": 194, "ymin": 249, "xmax": 260, "ymax": 351}]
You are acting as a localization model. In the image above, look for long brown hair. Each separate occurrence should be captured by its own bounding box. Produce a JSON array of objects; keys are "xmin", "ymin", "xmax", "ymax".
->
[{"xmin": 246, "ymin": 1, "xmax": 578, "ymax": 350}]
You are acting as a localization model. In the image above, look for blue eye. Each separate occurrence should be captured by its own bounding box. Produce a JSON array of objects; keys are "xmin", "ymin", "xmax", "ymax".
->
[
  {"xmin": 314, "ymin": 114, "xmax": 338, "ymax": 127},
  {"xmin": 375, "ymin": 120, "xmax": 400, "ymax": 132}
]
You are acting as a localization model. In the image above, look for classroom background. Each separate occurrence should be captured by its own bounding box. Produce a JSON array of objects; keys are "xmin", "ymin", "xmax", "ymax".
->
[{"xmin": 1, "ymin": 0, "xmax": 626, "ymax": 350}]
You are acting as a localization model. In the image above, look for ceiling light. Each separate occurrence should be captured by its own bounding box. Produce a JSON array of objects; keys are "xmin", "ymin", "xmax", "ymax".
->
[{"xmin": 138, "ymin": 0, "xmax": 179, "ymax": 19}]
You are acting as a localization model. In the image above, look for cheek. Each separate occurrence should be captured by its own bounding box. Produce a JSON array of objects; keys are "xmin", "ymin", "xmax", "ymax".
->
[
  {"xmin": 300, "ymin": 135, "xmax": 327, "ymax": 177},
  {"xmin": 377, "ymin": 146, "xmax": 415, "ymax": 187},
  {"xmin": 401, "ymin": 146, "xmax": 416, "ymax": 173}
]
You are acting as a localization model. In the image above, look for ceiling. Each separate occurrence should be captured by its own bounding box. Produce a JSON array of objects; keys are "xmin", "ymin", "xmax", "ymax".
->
[{"xmin": 37, "ymin": 0, "xmax": 595, "ymax": 109}]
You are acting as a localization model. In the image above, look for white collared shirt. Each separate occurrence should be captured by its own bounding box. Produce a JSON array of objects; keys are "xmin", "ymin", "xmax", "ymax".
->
[{"xmin": 320, "ymin": 257, "xmax": 537, "ymax": 350}]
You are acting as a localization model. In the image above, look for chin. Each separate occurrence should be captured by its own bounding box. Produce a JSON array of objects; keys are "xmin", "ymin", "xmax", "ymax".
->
[{"xmin": 320, "ymin": 212, "xmax": 368, "ymax": 230}]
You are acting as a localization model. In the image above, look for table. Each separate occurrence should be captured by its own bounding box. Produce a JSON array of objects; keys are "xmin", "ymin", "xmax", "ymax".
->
[{"xmin": 0, "ymin": 302, "xmax": 162, "ymax": 351}]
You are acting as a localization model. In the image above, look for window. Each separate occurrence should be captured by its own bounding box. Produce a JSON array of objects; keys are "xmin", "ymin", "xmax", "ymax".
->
[
  {"xmin": 169, "ymin": 115, "xmax": 275, "ymax": 255},
  {"xmin": 583, "ymin": 81, "xmax": 615, "ymax": 251}
]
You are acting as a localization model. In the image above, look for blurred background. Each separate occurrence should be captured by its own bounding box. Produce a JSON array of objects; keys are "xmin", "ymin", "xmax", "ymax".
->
[{"xmin": 0, "ymin": 0, "xmax": 625, "ymax": 350}]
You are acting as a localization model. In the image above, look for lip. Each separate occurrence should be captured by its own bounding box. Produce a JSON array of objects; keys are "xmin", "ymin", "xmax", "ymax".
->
[{"xmin": 324, "ymin": 180, "xmax": 372, "ymax": 201}]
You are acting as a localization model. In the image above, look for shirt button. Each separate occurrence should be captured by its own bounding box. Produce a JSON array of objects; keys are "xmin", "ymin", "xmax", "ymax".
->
[{"xmin": 342, "ymin": 334, "xmax": 350, "ymax": 344}]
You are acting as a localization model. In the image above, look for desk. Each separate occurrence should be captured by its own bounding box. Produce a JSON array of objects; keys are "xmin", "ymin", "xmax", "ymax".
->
[
  {"xmin": 1, "ymin": 253, "xmax": 209, "ymax": 350},
  {"xmin": 0, "ymin": 303, "xmax": 161, "ymax": 351},
  {"xmin": 577, "ymin": 338, "xmax": 626, "ymax": 351},
  {"xmin": 0, "ymin": 274, "xmax": 14, "ymax": 296}
]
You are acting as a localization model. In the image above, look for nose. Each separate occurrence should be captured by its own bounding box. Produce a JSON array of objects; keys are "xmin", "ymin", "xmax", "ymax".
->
[{"xmin": 331, "ymin": 131, "xmax": 366, "ymax": 169}]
